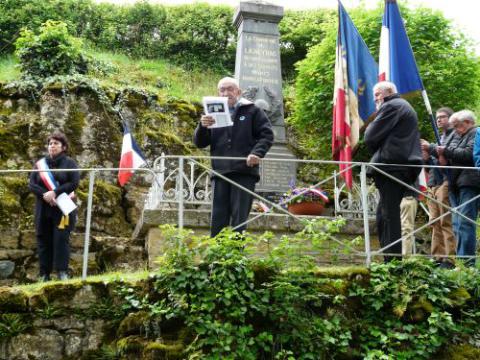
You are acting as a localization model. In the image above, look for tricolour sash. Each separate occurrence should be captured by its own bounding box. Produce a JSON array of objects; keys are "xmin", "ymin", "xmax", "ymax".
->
[
  {"xmin": 36, "ymin": 157, "xmax": 59, "ymax": 191},
  {"xmin": 35, "ymin": 157, "xmax": 72, "ymax": 229}
]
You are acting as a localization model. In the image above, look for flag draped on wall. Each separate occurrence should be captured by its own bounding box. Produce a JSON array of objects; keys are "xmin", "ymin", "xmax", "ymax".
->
[
  {"xmin": 332, "ymin": 1, "xmax": 378, "ymax": 189},
  {"xmin": 118, "ymin": 123, "xmax": 146, "ymax": 187},
  {"xmin": 378, "ymin": 0, "xmax": 429, "ymax": 194}
]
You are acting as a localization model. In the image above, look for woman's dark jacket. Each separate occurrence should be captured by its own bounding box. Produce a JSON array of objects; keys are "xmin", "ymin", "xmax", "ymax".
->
[
  {"xmin": 193, "ymin": 98, "xmax": 274, "ymax": 181},
  {"xmin": 29, "ymin": 153, "xmax": 80, "ymax": 233}
]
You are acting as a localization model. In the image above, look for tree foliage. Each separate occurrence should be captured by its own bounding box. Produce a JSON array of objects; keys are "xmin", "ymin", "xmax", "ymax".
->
[
  {"xmin": 279, "ymin": 8, "xmax": 335, "ymax": 79},
  {"xmin": 292, "ymin": 5, "xmax": 480, "ymax": 161},
  {"xmin": 0, "ymin": 0, "xmax": 333, "ymax": 73}
]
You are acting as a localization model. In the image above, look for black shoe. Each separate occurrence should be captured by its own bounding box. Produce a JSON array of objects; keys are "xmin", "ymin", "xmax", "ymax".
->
[
  {"xmin": 439, "ymin": 261, "xmax": 455, "ymax": 269},
  {"xmin": 57, "ymin": 271, "xmax": 69, "ymax": 281},
  {"xmin": 39, "ymin": 274, "xmax": 51, "ymax": 282}
]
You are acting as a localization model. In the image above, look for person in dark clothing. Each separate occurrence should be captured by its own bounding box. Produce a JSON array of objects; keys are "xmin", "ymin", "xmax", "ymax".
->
[
  {"xmin": 193, "ymin": 77, "xmax": 274, "ymax": 237},
  {"xmin": 437, "ymin": 110, "xmax": 480, "ymax": 266},
  {"xmin": 364, "ymin": 81, "xmax": 422, "ymax": 262},
  {"xmin": 421, "ymin": 107, "xmax": 456, "ymax": 267},
  {"xmin": 29, "ymin": 132, "xmax": 79, "ymax": 281}
]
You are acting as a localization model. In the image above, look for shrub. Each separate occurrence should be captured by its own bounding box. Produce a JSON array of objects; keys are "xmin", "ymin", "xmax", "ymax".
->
[{"xmin": 15, "ymin": 20, "xmax": 89, "ymax": 79}]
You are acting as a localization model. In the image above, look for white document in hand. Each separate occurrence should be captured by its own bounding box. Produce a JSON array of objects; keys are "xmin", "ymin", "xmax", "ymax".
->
[
  {"xmin": 203, "ymin": 96, "xmax": 233, "ymax": 128},
  {"xmin": 56, "ymin": 192, "xmax": 77, "ymax": 216}
]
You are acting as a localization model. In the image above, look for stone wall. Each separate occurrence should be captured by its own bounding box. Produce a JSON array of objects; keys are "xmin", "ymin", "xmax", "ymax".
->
[
  {"xmin": 0, "ymin": 82, "xmax": 203, "ymax": 284},
  {"xmin": 0, "ymin": 266, "xmax": 478, "ymax": 360},
  {"xmin": 0, "ymin": 277, "xmax": 186, "ymax": 360}
]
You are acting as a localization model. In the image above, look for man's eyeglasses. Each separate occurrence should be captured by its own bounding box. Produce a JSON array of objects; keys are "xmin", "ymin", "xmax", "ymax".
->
[{"xmin": 436, "ymin": 115, "xmax": 448, "ymax": 120}]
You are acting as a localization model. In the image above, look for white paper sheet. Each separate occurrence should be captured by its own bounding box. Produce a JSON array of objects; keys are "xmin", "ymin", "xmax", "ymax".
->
[{"xmin": 56, "ymin": 192, "xmax": 77, "ymax": 216}]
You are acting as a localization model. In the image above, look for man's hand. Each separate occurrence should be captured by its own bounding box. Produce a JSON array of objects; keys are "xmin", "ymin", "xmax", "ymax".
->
[
  {"xmin": 43, "ymin": 190, "xmax": 57, "ymax": 206},
  {"xmin": 420, "ymin": 139, "xmax": 430, "ymax": 152},
  {"xmin": 437, "ymin": 146, "xmax": 445, "ymax": 156},
  {"xmin": 200, "ymin": 115, "xmax": 215, "ymax": 128},
  {"xmin": 438, "ymin": 154, "xmax": 448, "ymax": 166},
  {"xmin": 246, "ymin": 154, "xmax": 260, "ymax": 167}
]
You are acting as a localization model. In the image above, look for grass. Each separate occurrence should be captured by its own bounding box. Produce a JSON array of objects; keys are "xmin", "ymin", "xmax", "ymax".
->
[
  {"xmin": 0, "ymin": 50, "xmax": 221, "ymax": 102},
  {"xmin": 14, "ymin": 269, "xmax": 150, "ymax": 294},
  {"xmin": 91, "ymin": 51, "xmax": 221, "ymax": 101}
]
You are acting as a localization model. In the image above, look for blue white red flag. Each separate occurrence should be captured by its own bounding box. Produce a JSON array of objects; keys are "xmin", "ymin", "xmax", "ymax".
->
[
  {"xmin": 118, "ymin": 123, "xmax": 146, "ymax": 187},
  {"xmin": 379, "ymin": 0, "xmax": 428, "ymax": 193},
  {"xmin": 378, "ymin": 0, "xmax": 424, "ymax": 94},
  {"xmin": 333, "ymin": 1, "xmax": 378, "ymax": 189}
]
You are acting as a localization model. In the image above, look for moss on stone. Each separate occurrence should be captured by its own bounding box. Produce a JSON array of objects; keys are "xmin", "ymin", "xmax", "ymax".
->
[
  {"xmin": 77, "ymin": 179, "xmax": 132, "ymax": 236},
  {"xmin": 117, "ymin": 311, "xmax": 150, "ymax": 337},
  {"xmin": 439, "ymin": 344, "xmax": 480, "ymax": 360},
  {"xmin": 143, "ymin": 341, "xmax": 184, "ymax": 359},
  {"xmin": 313, "ymin": 266, "xmax": 370, "ymax": 279},
  {"xmin": 29, "ymin": 282, "xmax": 85, "ymax": 308},
  {"xmin": 116, "ymin": 335, "xmax": 146, "ymax": 356},
  {"xmin": 0, "ymin": 287, "xmax": 29, "ymax": 312},
  {"xmin": 0, "ymin": 176, "xmax": 30, "ymax": 229},
  {"xmin": 64, "ymin": 102, "xmax": 86, "ymax": 156}
]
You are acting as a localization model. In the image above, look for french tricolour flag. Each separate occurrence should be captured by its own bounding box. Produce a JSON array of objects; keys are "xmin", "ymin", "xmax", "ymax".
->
[
  {"xmin": 118, "ymin": 123, "xmax": 146, "ymax": 187},
  {"xmin": 379, "ymin": 0, "xmax": 424, "ymax": 94},
  {"xmin": 379, "ymin": 0, "xmax": 427, "ymax": 195},
  {"xmin": 333, "ymin": 1, "xmax": 378, "ymax": 189}
]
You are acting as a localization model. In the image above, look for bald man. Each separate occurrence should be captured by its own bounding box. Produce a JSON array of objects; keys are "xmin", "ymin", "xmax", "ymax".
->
[{"xmin": 194, "ymin": 77, "xmax": 273, "ymax": 237}]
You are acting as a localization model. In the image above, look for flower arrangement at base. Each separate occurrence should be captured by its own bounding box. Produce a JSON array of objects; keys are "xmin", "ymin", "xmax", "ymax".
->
[{"xmin": 282, "ymin": 183, "xmax": 329, "ymax": 216}]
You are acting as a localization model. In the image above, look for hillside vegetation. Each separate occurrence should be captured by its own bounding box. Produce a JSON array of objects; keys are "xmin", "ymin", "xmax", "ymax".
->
[{"xmin": 2, "ymin": 0, "xmax": 479, "ymax": 164}]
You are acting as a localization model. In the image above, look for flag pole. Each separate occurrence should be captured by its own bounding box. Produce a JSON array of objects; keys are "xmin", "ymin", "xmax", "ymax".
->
[{"xmin": 421, "ymin": 90, "xmax": 441, "ymax": 145}]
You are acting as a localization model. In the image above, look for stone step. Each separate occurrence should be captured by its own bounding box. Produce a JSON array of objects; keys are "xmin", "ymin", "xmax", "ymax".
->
[{"xmin": 134, "ymin": 207, "xmax": 375, "ymax": 240}]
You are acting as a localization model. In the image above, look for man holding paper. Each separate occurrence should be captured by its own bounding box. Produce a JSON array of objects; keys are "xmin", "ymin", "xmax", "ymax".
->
[
  {"xmin": 29, "ymin": 131, "xmax": 79, "ymax": 281},
  {"xmin": 194, "ymin": 77, "xmax": 273, "ymax": 237}
]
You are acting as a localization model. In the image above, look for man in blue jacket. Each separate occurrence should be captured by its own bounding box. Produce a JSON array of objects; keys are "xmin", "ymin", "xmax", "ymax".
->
[
  {"xmin": 194, "ymin": 77, "xmax": 274, "ymax": 237},
  {"xmin": 365, "ymin": 81, "xmax": 422, "ymax": 262}
]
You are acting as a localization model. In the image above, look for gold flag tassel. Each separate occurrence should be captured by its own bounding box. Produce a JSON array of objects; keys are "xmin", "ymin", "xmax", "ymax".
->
[{"xmin": 58, "ymin": 215, "xmax": 69, "ymax": 229}]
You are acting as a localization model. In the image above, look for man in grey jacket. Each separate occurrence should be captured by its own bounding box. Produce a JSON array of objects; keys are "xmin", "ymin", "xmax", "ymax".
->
[
  {"xmin": 437, "ymin": 110, "xmax": 479, "ymax": 265},
  {"xmin": 365, "ymin": 81, "xmax": 422, "ymax": 262}
]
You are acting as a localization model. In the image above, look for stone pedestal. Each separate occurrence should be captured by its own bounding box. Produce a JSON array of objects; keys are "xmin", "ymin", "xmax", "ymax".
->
[{"xmin": 233, "ymin": 1, "xmax": 297, "ymax": 193}]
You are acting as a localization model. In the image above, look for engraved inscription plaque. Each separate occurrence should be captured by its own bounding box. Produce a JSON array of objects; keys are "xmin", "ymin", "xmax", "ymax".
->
[{"xmin": 233, "ymin": 1, "xmax": 296, "ymax": 193}]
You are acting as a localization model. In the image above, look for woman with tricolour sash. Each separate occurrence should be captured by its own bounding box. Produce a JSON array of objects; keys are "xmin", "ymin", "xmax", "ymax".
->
[{"xmin": 29, "ymin": 131, "xmax": 79, "ymax": 281}]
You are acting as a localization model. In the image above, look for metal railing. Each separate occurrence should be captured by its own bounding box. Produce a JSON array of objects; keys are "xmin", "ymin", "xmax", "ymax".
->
[
  {"xmin": 1, "ymin": 157, "xmax": 479, "ymax": 282},
  {"xmin": 0, "ymin": 167, "xmax": 156, "ymax": 280},
  {"xmin": 145, "ymin": 154, "xmax": 480, "ymax": 266}
]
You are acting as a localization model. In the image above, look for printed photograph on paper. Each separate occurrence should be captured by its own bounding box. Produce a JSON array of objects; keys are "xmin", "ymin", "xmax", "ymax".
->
[{"xmin": 203, "ymin": 96, "xmax": 233, "ymax": 128}]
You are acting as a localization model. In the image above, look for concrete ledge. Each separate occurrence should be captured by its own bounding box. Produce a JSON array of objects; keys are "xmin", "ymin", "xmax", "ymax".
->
[{"xmin": 135, "ymin": 208, "xmax": 374, "ymax": 237}]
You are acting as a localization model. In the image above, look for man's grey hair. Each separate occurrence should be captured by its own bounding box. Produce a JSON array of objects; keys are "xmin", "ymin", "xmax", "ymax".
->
[
  {"xmin": 373, "ymin": 81, "xmax": 398, "ymax": 94},
  {"xmin": 449, "ymin": 111, "xmax": 460, "ymax": 125},
  {"xmin": 218, "ymin": 76, "xmax": 240, "ymax": 88},
  {"xmin": 455, "ymin": 109, "xmax": 477, "ymax": 124}
]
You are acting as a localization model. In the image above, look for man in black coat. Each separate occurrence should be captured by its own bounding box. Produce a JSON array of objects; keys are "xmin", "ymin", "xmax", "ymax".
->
[
  {"xmin": 364, "ymin": 81, "xmax": 422, "ymax": 262},
  {"xmin": 194, "ymin": 77, "xmax": 274, "ymax": 237}
]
